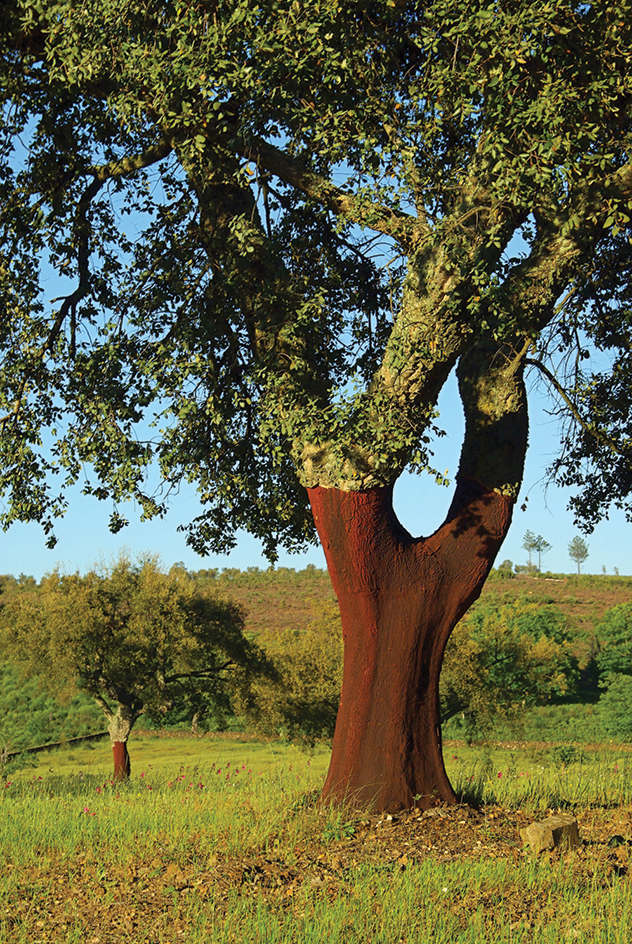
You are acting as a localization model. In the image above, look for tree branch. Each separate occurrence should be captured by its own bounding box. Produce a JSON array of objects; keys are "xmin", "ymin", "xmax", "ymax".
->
[
  {"xmin": 163, "ymin": 662, "xmax": 233, "ymax": 685},
  {"xmin": 610, "ymin": 160, "xmax": 632, "ymax": 201},
  {"xmin": 90, "ymin": 138, "xmax": 172, "ymax": 184},
  {"xmin": 0, "ymin": 136, "xmax": 172, "ymax": 434},
  {"xmin": 238, "ymin": 135, "xmax": 423, "ymax": 248},
  {"xmin": 525, "ymin": 357, "xmax": 623, "ymax": 457},
  {"xmin": 92, "ymin": 692, "xmax": 115, "ymax": 722}
]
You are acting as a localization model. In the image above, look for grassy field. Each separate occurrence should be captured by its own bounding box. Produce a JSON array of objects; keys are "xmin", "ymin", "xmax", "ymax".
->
[{"xmin": 3, "ymin": 734, "xmax": 632, "ymax": 942}]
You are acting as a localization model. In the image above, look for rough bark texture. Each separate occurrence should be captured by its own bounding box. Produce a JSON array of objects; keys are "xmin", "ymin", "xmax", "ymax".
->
[
  {"xmin": 309, "ymin": 478, "xmax": 514, "ymax": 813},
  {"xmin": 112, "ymin": 741, "xmax": 131, "ymax": 781}
]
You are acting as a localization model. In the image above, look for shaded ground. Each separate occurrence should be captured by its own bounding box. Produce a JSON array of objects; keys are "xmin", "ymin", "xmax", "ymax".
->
[{"xmin": 4, "ymin": 801, "xmax": 632, "ymax": 943}]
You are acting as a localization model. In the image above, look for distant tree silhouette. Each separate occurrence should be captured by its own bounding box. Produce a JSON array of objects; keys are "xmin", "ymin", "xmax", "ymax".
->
[{"xmin": 568, "ymin": 537, "xmax": 590, "ymax": 574}]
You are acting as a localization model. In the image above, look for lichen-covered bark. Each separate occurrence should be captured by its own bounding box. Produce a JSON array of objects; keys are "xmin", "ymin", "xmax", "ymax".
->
[{"xmin": 105, "ymin": 704, "xmax": 137, "ymax": 781}]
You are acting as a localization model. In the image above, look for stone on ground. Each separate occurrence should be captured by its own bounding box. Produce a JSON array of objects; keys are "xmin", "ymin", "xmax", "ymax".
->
[{"xmin": 520, "ymin": 814, "xmax": 581, "ymax": 854}]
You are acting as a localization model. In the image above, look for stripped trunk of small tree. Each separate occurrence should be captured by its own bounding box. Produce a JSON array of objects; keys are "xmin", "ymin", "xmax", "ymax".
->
[
  {"xmin": 112, "ymin": 740, "xmax": 131, "ymax": 781},
  {"xmin": 106, "ymin": 704, "xmax": 137, "ymax": 781},
  {"xmin": 309, "ymin": 477, "xmax": 514, "ymax": 812}
]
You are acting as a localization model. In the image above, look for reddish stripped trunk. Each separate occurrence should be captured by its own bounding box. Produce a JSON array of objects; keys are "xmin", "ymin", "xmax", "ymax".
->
[
  {"xmin": 309, "ymin": 477, "xmax": 514, "ymax": 813},
  {"xmin": 112, "ymin": 741, "xmax": 131, "ymax": 781}
]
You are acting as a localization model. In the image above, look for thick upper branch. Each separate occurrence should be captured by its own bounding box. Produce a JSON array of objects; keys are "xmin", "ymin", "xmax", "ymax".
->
[
  {"xmin": 239, "ymin": 135, "xmax": 423, "ymax": 247},
  {"xmin": 501, "ymin": 156, "xmax": 632, "ymax": 334},
  {"xmin": 455, "ymin": 338, "xmax": 529, "ymax": 498},
  {"xmin": 90, "ymin": 137, "xmax": 172, "ymax": 183}
]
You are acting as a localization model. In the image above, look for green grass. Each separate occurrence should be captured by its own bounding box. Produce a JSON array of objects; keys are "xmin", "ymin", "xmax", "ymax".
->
[
  {"xmin": 168, "ymin": 861, "xmax": 632, "ymax": 944},
  {"xmin": 3, "ymin": 737, "xmax": 632, "ymax": 942},
  {"xmin": 446, "ymin": 741, "xmax": 632, "ymax": 809},
  {"xmin": 2, "ymin": 736, "xmax": 330, "ymax": 861},
  {"xmin": 6, "ymin": 730, "xmax": 330, "ymax": 777}
]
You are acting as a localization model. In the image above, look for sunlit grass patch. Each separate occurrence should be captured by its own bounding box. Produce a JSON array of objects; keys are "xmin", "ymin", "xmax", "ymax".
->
[
  {"xmin": 445, "ymin": 742, "xmax": 632, "ymax": 812},
  {"xmin": 4, "ymin": 737, "xmax": 632, "ymax": 942},
  {"xmin": 6, "ymin": 731, "xmax": 332, "ymax": 780},
  {"xmin": 1, "ymin": 738, "xmax": 330, "ymax": 865}
]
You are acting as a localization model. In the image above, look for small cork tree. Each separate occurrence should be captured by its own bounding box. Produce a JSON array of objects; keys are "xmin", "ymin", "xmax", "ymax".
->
[{"xmin": 0, "ymin": 556, "xmax": 262, "ymax": 779}]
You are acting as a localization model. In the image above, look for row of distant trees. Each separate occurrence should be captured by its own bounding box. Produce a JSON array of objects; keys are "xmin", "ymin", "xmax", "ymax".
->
[{"xmin": 518, "ymin": 531, "xmax": 590, "ymax": 574}]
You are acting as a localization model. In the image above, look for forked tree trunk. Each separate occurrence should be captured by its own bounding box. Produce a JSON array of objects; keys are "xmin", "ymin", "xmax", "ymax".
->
[{"xmin": 309, "ymin": 477, "xmax": 514, "ymax": 813}]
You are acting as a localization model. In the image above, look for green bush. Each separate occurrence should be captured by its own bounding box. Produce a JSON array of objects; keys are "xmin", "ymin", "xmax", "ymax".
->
[
  {"xmin": 598, "ymin": 674, "xmax": 632, "ymax": 741},
  {"xmin": 595, "ymin": 603, "xmax": 632, "ymax": 676},
  {"xmin": 440, "ymin": 600, "xmax": 580, "ymax": 740},
  {"xmin": 243, "ymin": 601, "xmax": 343, "ymax": 744}
]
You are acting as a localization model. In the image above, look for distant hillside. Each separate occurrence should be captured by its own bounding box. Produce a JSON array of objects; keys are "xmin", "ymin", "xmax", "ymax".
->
[
  {"xmin": 191, "ymin": 564, "xmax": 336, "ymax": 638},
  {"xmin": 4, "ymin": 566, "xmax": 630, "ymax": 643},
  {"xmin": 480, "ymin": 571, "xmax": 632, "ymax": 637},
  {"xmin": 192, "ymin": 565, "xmax": 632, "ymax": 642}
]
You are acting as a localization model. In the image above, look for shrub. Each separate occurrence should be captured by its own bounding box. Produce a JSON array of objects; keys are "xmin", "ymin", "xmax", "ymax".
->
[
  {"xmin": 598, "ymin": 674, "xmax": 632, "ymax": 741},
  {"xmin": 243, "ymin": 601, "xmax": 343, "ymax": 745}
]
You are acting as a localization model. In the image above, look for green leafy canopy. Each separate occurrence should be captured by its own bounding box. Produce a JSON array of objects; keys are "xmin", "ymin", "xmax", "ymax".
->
[{"xmin": 1, "ymin": 1, "xmax": 632, "ymax": 556}]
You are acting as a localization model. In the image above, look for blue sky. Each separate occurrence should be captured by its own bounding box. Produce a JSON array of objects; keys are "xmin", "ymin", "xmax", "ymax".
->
[{"xmin": 3, "ymin": 367, "xmax": 628, "ymax": 580}]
